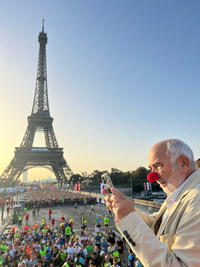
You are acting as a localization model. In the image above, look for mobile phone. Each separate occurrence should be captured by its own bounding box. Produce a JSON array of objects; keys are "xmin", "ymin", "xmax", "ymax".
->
[{"xmin": 101, "ymin": 173, "xmax": 114, "ymax": 195}]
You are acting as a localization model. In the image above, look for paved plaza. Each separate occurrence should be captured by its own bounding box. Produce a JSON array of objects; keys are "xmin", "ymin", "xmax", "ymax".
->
[{"xmin": 13, "ymin": 202, "xmax": 119, "ymax": 240}]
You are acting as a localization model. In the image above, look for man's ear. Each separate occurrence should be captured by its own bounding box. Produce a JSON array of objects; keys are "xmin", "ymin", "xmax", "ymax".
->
[{"xmin": 177, "ymin": 156, "xmax": 190, "ymax": 172}]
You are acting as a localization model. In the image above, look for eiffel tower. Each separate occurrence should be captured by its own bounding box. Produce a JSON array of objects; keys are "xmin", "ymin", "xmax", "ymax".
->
[{"xmin": 0, "ymin": 22, "xmax": 73, "ymax": 184}]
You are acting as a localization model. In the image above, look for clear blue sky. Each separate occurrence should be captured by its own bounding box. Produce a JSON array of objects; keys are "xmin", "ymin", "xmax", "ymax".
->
[{"xmin": 0, "ymin": 1, "xmax": 200, "ymax": 181}]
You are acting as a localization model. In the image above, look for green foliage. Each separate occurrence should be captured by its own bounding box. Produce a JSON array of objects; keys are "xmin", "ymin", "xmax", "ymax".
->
[
  {"xmin": 131, "ymin": 167, "xmax": 151, "ymax": 183},
  {"xmin": 69, "ymin": 173, "xmax": 83, "ymax": 184},
  {"xmin": 75, "ymin": 166, "xmax": 152, "ymax": 192}
]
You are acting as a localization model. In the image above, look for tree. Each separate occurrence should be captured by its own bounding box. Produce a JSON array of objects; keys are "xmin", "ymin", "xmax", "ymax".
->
[
  {"xmin": 73, "ymin": 166, "xmax": 153, "ymax": 192},
  {"xmin": 70, "ymin": 174, "xmax": 82, "ymax": 184},
  {"xmin": 132, "ymin": 167, "xmax": 150, "ymax": 183},
  {"xmin": 90, "ymin": 170, "xmax": 104, "ymax": 185}
]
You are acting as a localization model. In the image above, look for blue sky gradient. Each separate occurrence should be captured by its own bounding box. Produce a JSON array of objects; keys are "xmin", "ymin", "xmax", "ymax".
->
[{"xmin": 1, "ymin": 1, "xmax": 200, "ymax": 180}]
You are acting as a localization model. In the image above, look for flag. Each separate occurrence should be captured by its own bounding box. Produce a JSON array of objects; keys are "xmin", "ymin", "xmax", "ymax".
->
[
  {"xmin": 75, "ymin": 183, "xmax": 77, "ymax": 191},
  {"xmin": 144, "ymin": 182, "xmax": 146, "ymax": 191},
  {"xmin": 78, "ymin": 182, "xmax": 80, "ymax": 192},
  {"xmin": 100, "ymin": 183, "xmax": 105, "ymax": 195},
  {"xmin": 147, "ymin": 182, "xmax": 149, "ymax": 191}
]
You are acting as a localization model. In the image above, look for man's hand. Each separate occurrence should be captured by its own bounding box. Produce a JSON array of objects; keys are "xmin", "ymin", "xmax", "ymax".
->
[{"xmin": 102, "ymin": 187, "xmax": 136, "ymax": 222}]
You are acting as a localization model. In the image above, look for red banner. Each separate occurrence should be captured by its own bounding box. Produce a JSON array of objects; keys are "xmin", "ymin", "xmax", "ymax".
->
[
  {"xmin": 144, "ymin": 182, "xmax": 146, "ymax": 191},
  {"xmin": 78, "ymin": 182, "xmax": 80, "ymax": 192},
  {"xmin": 75, "ymin": 183, "xmax": 77, "ymax": 191}
]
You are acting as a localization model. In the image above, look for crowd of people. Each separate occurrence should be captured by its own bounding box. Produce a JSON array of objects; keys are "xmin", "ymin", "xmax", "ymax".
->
[
  {"xmin": 0, "ymin": 211, "xmax": 143, "ymax": 267},
  {"xmin": 24, "ymin": 190, "xmax": 97, "ymax": 209},
  {"xmin": 0, "ymin": 188, "xmax": 142, "ymax": 267}
]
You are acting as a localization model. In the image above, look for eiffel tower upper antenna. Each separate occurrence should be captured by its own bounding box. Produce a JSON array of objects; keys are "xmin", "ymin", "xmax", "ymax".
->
[{"xmin": 42, "ymin": 19, "xmax": 44, "ymax": 32}]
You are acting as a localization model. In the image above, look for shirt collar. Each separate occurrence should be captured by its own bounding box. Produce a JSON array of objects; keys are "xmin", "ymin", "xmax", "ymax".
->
[{"xmin": 166, "ymin": 170, "xmax": 195, "ymax": 211}]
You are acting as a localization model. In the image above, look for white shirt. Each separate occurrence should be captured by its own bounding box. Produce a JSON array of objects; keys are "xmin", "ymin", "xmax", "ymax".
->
[
  {"xmin": 24, "ymin": 258, "xmax": 29, "ymax": 264},
  {"xmin": 95, "ymin": 227, "xmax": 99, "ymax": 233},
  {"xmin": 74, "ymin": 246, "xmax": 81, "ymax": 255},
  {"xmin": 56, "ymin": 243, "xmax": 60, "ymax": 249},
  {"xmin": 67, "ymin": 246, "xmax": 75, "ymax": 260},
  {"xmin": 82, "ymin": 248, "xmax": 87, "ymax": 257},
  {"xmin": 10, "ymin": 248, "xmax": 16, "ymax": 258},
  {"xmin": 108, "ymin": 246, "xmax": 114, "ymax": 258}
]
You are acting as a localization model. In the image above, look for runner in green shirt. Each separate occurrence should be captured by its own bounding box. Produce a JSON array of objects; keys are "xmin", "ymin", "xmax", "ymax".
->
[
  {"xmin": 104, "ymin": 255, "xmax": 111, "ymax": 267},
  {"xmin": 39, "ymin": 246, "xmax": 46, "ymax": 257},
  {"xmin": 65, "ymin": 226, "xmax": 71, "ymax": 241},
  {"xmin": 86, "ymin": 241, "xmax": 93, "ymax": 264},
  {"xmin": 41, "ymin": 217, "xmax": 46, "ymax": 224},
  {"xmin": 112, "ymin": 246, "xmax": 121, "ymax": 265},
  {"xmin": 14, "ymin": 231, "xmax": 20, "ymax": 239},
  {"xmin": 83, "ymin": 217, "xmax": 87, "ymax": 227},
  {"xmin": 104, "ymin": 215, "xmax": 109, "ymax": 233},
  {"xmin": 18, "ymin": 213, "xmax": 23, "ymax": 227},
  {"xmin": 0, "ymin": 244, "xmax": 7, "ymax": 253}
]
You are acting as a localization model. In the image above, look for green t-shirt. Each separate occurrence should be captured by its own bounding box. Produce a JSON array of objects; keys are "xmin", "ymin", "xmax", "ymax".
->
[
  {"xmin": 104, "ymin": 218, "xmax": 109, "ymax": 225},
  {"xmin": 86, "ymin": 245, "xmax": 93, "ymax": 258},
  {"xmin": 112, "ymin": 251, "xmax": 120, "ymax": 262},
  {"xmin": 0, "ymin": 245, "xmax": 7, "ymax": 253},
  {"xmin": 39, "ymin": 249, "xmax": 46, "ymax": 257},
  {"xmin": 65, "ymin": 226, "xmax": 71, "ymax": 236},
  {"xmin": 59, "ymin": 252, "xmax": 64, "ymax": 261},
  {"xmin": 104, "ymin": 262, "xmax": 111, "ymax": 267}
]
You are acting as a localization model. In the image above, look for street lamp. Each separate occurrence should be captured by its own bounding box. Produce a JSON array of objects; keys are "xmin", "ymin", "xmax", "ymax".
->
[
  {"xmin": 88, "ymin": 175, "xmax": 93, "ymax": 195},
  {"xmin": 129, "ymin": 172, "xmax": 134, "ymax": 201}
]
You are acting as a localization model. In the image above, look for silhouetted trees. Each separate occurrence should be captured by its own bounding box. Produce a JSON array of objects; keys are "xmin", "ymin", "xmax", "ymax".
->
[{"xmin": 69, "ymin": 166, "xmax": 161, "ymax": 192}]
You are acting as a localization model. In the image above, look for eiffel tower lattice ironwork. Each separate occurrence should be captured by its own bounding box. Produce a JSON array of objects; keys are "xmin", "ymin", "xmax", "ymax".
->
[{"xmin": 0, "ymin": 22, "xmax": 73, "ymax": 183}]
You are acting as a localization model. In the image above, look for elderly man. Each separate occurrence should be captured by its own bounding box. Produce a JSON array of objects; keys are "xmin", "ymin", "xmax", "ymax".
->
[{"xmin": 103, "ymin": 139, "xmax": 200, "ymax": 267}]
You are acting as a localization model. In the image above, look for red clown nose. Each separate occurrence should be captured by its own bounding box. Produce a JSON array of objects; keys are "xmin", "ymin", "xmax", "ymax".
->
[{"xmin": 147, "ymin": 172, "xmax": 159, "ymax": 183}]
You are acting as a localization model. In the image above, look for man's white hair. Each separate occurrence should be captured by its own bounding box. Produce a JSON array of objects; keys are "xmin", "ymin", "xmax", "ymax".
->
[{"xmin": 166, "ymin": 139, "xmax": 196, "ymax": 170}]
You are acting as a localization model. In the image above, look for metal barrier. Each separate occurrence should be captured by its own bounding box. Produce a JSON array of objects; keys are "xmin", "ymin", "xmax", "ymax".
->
[
  {"xmin": 0, "ymin": 215, "xmax": 11, "ymax": 236},
  {"xmin": 133, "ymin": 198, "xmax": 162, "ymax": 208}
]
